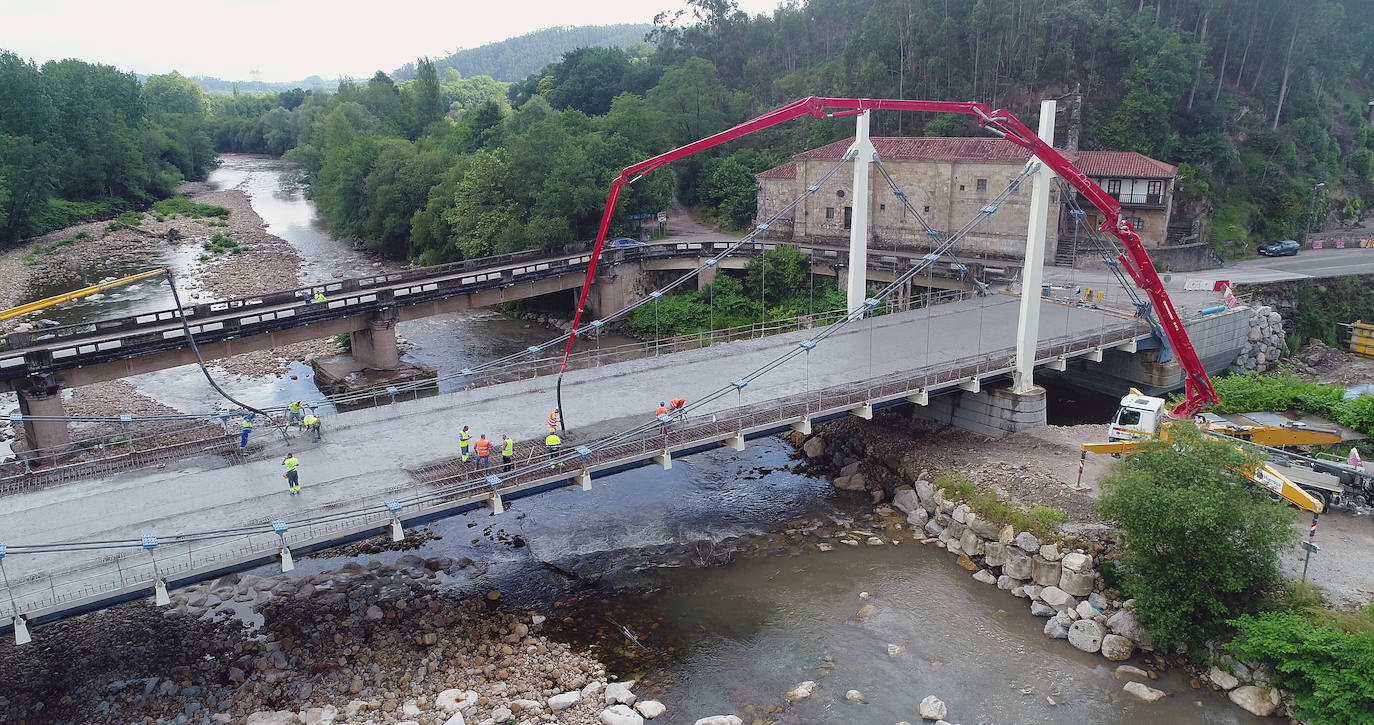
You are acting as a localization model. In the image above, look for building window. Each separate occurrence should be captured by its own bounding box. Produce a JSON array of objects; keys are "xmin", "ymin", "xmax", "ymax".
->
[
  {"xmin": 1146, "ymin": 180, "xmax": 1164, "ymax": 205},
  {"xmin": 825, "ymin": 207, "xmax": 835, "ymax": 220},
  {"xmin": 1106, "ymin": 179, "xmax": 1122, "ymax": 200},
  {"xmin": 844, "ymin": 206, "xmax": 853, "ymax": 229},
  {"xmin": 836, "ymin": 189, "xmax": 846, "ymax": 198},
  {"xmin": 879, "ymin": 203, "xmax": 886, "ymax": 211},
  {"xmin": 959, "ymin": 184, "xmax": 966, "ymax": 191},
  {"xmin": 976, "ymin": 178, "xmax": 988, "ymax": 192},
  {"xmin": 1127, "ymin": 216, "xmax": 1146, "ymax": 230},
  {"xmin": 923, "ymin": 205, "xmax": 931, "ymax": 213}
]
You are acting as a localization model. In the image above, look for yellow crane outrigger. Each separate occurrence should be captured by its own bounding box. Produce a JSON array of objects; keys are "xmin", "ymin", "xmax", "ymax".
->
[
  {"xmin": 1081, "ymin": 389, "xmax": 1342, "ymax": 513},
  {"xmin": 0, "ymin": 268, "xmax": 169, "ymax": 323}
]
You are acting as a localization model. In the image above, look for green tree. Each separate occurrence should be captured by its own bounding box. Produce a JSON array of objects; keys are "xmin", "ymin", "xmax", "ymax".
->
[
  {"xmin": 1095, "ymin": 423, "xmax": 1298, "ymax": 651},
  {"xmin": 409, "ymin": 57, "xmax": 443, "ymax": 129},
  {"xmin": 1229, "ymin": 610, "xmax": 1374, "ymax": 725}
]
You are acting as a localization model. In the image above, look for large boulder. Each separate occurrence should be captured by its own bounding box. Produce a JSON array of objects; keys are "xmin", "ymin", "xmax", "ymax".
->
[
  {"xmin": 436, "ymin": 689, "xmax": 479, "ymax": 713},
  {"xmin": 1039, "ymin": 542, "xmax": 1064, "ymax": 561},
  {"xmin": 924, "ymin": 519, "xmax": 945, "ymax": 537},
  {"xmin": 998, "ymin": 524, "xmax": 1016, "ymax": 545},
  {"xmin": 1003, "ymin": 550, "xmax": 1032, "ymax": 580},
  {"xmin": 785, "ymin": 681, "xmax": 817, "ymax": 701},
  {"xmin": 802, "ymin": 437, "xmax": 825, "ymax": 458},
  {"xmin": 1207, "ymin": 666, "xmax": 1240, "ymax": 690},
  {"xmin": 959, "ymin": 529, "xmax": 985, "ymax": 556},
  {"xmin": 1060, "ymin": 552, "xmax": 1091, "ymax": 572},
  {"xmin": 834, "ymin": 473, "xmax": 866, "ymax": 491},
  {"xmin": 601, "ymin": 705, "xmax": 645, "ymax": 725},
  {"xmin": 915, "ymin": 480, "xmax": 936, "ymax": 513},
  {"xmin": 1068, "ymin": 619, "xmax": 1106, "ymax": 653},
  {"xmin": 1100, "ymin": 634, "xmax": 1134, "ymax": 661},
  {"xmin": 635, "ymin": 701, "xmax": 666, "ymax": 719},
  {"xmin": 1106, "ymin": 609, "xmax": 1154, "ymax": 651},
  {"xmin": 1039, "ymin": 586, "xmax": 1075, "ymax": 609},
  {"xmin": 1058, "ymin": 568, "xmax": 1096, "ymax": 597},
  {"xmin": 947, "ymin": 520, "xmax": 967, "ymax": 540},
  {"xmin": 972, "ymin": 569, "xmax": 997, "ymax": 585},
  {"xmin": 917, "ymin": 695, "xmax": 947, "ymax": 720},
  {"xmin": 970, "ymin": 518, "xmax": 1002, "ymax": 540},
  {"xmin": 1122, "ymin": 682, "xmax": 1166, "ymax": 702},
  {"xmin": 1044, "ymin": 616, "xmax": 1069, "ymax": 639},
  {"xmin": 549, "ymin": 691, "xmax": 582, "ymax": 711},
  {"xmin": 892, "ymin": 487, "xmax": 920, "ymax": 515},
  {"xmin": 605, "ymin": 681, "xmax": 637, "ymax": 706},
  {"xmin": 1014, "ymin": 531, "xmax": 1040, "ymax": 553},
  {"xmin": 1228, "ymin": 686, "xmax": 1277, "ymax": 717},
  {"xmin": 983, "ymin": 542, "xmax": 1006, "ymax": 567},
  {"xmin": 1030, "ymin": 601, "xmax": 1056, "ymax": 617},
  {"xmin": 1031, "ymin": 556, "xmax": 1063, "ymax": 587},
  {"xmin": 907, "ymin": 507, "xmax": 930, "ymax": 529}
]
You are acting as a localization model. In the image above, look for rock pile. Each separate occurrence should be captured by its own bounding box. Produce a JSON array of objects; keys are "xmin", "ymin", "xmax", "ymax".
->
[
  {"xmin": 0, "ymin": 554, "xmax": 668, "ymax": 725},
  {"xmin": 1230, "ymin": 306, "xmax": 1286, "ymax": 373}
]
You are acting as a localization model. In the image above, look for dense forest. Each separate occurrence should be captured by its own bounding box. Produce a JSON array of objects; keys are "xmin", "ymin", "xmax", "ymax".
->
[
  {"xmin": 393, "ymin": 24, "xmax": 653, "ymax": 83},
  {"xmin": 0, "ymin": 52, "xmax": 215, "ymax": 244}
]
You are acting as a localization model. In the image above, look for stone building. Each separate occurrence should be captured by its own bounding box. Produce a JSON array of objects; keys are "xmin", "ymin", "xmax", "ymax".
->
[{"xmin": 754, "ymin": 137, "xmax": 1177, "ymax": 262}]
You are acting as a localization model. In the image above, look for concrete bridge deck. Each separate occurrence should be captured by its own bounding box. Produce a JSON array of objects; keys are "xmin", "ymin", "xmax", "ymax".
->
[{"xmin": 0, "ymin": 296, "xmax": 1148, "ymax": 632}]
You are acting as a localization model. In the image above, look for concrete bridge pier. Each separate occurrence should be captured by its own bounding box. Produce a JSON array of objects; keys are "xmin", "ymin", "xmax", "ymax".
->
[
  {"xmin": 697, "ymin": 263, "xmax": 717, "ymax": 290},
  {"xmin": 350, "ymin": 310, "xmax": 400, "ymax": 370},
  {"xmin": 913, "ymin": 384, "xmax": 1047, "ymax": 438},
  {"xmin": 16, "ymin": 383, "xmax": 71, "ymax": 458}
]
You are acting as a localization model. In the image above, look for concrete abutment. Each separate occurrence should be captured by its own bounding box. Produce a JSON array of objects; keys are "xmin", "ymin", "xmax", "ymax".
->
[
  {"xmin": 913, "ymin": 384, "xmax": 1048, "ymax": 438},
  {"xmin": 349, "ymin": 310, "xmax": 401, "ymax": 371},
  {"xmin": 17, "ymin": 386, "xmax": 71, "ymax": 458}
]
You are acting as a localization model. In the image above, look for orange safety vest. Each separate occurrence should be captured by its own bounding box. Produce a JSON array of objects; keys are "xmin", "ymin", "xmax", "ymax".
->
[
  {"xmin": 474, "ymin": 438, "xmax": 492, "ymax": 456},
  {"xmin": 548, "ymin": 410, "xmax": 559, "ymax": 428},
  {"xmin": 670, "ymin": 398, "xmax": 685, "ymax": 409},
  {"xmin": 656, "ymin": 405, "xmax": 668, "ymax": 417}
]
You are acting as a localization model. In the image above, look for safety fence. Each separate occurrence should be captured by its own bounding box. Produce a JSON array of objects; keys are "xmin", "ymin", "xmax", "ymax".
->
[{"xmin": 0, "ymin": 320, "xmax": 1145, "ymax": 624}]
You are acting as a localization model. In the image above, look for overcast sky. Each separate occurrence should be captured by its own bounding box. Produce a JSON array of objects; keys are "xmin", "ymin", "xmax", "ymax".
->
[{"xmin": 1, "ymin": 0, "xmax": 783, "ymax": 81}]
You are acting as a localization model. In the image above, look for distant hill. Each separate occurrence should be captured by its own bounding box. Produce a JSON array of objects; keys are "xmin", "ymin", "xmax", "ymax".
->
[
  {"xmin": 394, "ymin": 24, "xmax": 652, "ymax": 82},
  {"xmin": 183, "ymin": 75, "xmax": 338, "ymax": 95}
]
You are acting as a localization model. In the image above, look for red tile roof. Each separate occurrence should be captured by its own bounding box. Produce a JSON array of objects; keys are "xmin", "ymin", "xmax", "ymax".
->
[
  {"xmin": 759, "ymin": 137, "xmax": 1177, "ymax": 179},
  {"xmin": 755, "ymin": 161, "xmax": 796, "ymax": 180}
]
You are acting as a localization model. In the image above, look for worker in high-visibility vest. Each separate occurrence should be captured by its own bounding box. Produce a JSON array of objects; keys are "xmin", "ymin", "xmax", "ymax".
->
[
  {"xmin": 312, "ymin": 291, "xmax": 326, "ymax": 304},
  {"xmin": 458, "ymin": 425, "xmax": 472, "ymax": 463},
  {"xmin": 474, "ymin": 434, "xmax": 492, "ymax": 469},
  {"xmin": 282, "ymin": 452, "xmax": 300, "ymax": 494},
  {"xmin": 546, "ymin": 429, "xmax": 563, "ymax": 468},
  {"xmin": 287, "ymin": 401, "xmax": 304, "ymax": 428},
  {"xmin": 240, "ymin": 414, "xmax": 254, "ymax": 449},
  {"xmin": 656, "ymin": 401, "xmax": 669, "ymax": 434},
  {"xmin": 302, "ymin": 412, "xmax": 321, "ymax": 442},
  {"xmin": 670, "ymin": 397, "xmax": 686, "ymax": 424},
  {"xmin": 548, "ymin": 409, "xmax": 560, "ymax": 430},
  {"xmin": 501, "ymin": 435, "xmax": 515, "ymax": 472}
]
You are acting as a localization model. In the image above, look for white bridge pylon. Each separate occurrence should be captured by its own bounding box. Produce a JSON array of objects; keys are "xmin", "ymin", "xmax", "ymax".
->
[{"xmin": 845, "ymin": 109, "xmax": 877, "ymax": 314}]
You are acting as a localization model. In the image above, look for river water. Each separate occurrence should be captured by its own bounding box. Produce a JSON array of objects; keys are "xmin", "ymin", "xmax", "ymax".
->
[{"xmin": 76, "ymin": 155, "xmax": 1261, "ymax": 722}]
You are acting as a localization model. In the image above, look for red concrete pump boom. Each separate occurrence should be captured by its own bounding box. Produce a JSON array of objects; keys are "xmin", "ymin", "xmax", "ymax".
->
[{"xmin": 556, "ymin": 97, "xmax": 1218, "ymax": 424}]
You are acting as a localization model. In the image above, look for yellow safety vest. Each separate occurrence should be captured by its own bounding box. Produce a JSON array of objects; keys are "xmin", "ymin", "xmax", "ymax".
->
[
  {"xmin": 459, "ymin": 431, "xmax": 471, "ymax": 445},
  {"xmin": 283, "ymin": 456, "xmax": 298, "ymax": 472},
  {"xmin": 302, "ymin": 415, "xmax": 318, "ymax": 427},
  {"xmin": 545, "ymin": 434, "xmax": 561, "ymax": 447},
  {"xmin": 503, "ymin": 439, "xmax": 514, "ymax": 456},
  {"xmin": 241, "ymin": 419, "xmax": 253, "ymax": 429}
]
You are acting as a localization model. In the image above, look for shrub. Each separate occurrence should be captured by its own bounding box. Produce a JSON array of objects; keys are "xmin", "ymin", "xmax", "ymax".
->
[
  {"xmin": 1229, "ymin": 610, "xmax": 1374, "ymax": 725},
  {"xmin": 115, "ymin": 210, "xmax": 144, "ymax": 227},
  {"xmin": 152, "ymin": 196, "xmax": 229, "ymax": 219},
  {"xmin": 1096, "ymin": 423, "xmax": 1297, "ymax": 651}
]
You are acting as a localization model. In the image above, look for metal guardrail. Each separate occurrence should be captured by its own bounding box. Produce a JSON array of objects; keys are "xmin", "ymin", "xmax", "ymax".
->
[{"xmin": 0, "ymin": 319, "xmax": 1144, "ymax": 625}]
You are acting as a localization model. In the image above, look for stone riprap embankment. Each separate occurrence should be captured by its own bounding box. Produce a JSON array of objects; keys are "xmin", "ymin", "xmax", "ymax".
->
[
  {"xmin": 1230, "ymin": 306, "xmax": 1287, "ymax": 374},
  {"xmin": 0, "ymin": 554, "xmax": 677, "ymax": 725}
]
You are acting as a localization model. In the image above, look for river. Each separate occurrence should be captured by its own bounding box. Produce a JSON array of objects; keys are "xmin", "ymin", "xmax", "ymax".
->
[{"xmin": 53, "ymin": 155, "xmax": 1263, "ymax": 722}]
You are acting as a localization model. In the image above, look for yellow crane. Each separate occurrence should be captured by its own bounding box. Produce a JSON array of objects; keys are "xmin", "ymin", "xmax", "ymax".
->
[
  {"xmin": 0, "ymin": 268, "xmax": 169, "ymax": 323},
  {"xmin": 1081, "ymin": 389, "xmax": 1344, "ymax": 513}
]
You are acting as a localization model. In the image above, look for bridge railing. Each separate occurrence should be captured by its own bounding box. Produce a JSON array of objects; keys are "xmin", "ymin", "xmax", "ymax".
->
[{"xmin": 0, "ymin": 318, "xmax": 1144, "ymax": 622}]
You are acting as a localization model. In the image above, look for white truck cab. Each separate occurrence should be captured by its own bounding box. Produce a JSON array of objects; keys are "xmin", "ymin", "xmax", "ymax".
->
[{"xmin": 1108, "ymin": 389, "xmax": 1166, "ymax": 442}]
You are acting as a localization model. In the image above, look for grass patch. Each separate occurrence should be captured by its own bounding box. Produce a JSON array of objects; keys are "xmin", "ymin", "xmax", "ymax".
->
[
  {"xmin": 934, "ymin": 473, "xmax": 1066, "ymax": 539},
  {"xmin": 153, "ymin": 196, "xmax": 229, "ymax": 219},
  {"xmin": 201, "ymin": 232, "xmax": 243, "ymax": 255}
]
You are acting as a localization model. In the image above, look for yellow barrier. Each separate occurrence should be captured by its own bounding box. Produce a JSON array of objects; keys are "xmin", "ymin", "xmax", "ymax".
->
[
  {"xmin": 0, "ymin": 268, "xmax": 168, "ymax": 323},
  {"xmin": 1348, "ymin": 321, "xmax": 1374, "ymax": 360}
]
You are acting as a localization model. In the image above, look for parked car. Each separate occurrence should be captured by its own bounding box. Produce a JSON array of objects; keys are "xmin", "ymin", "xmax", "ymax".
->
[
  {"xmin": 1258, "ymin": 239, "xmax": 1300, "ymax": 257},
  {"xmin": 608, "ymin": 237, "xmax": 646, "ymax": 249}
]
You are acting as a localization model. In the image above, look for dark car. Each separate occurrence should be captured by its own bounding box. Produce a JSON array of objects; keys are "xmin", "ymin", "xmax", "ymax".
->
[
  {"xmin": 1258, "ymin": 239, "xmax": 1299, "ymax": 257},
  {"xmin": 608, "ymin": 237, "xmax": 646, "ymax": 249}
]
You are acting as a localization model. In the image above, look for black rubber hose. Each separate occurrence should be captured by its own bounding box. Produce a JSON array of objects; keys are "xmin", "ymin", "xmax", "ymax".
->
[{"xmin": 163, "ymin": 271, "xmax": 289, "ymax": 443}]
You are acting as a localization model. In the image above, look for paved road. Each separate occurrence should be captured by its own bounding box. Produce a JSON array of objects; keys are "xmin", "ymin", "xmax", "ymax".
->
[{"xmin": 0, "ymin": 297, "xmax": 1138, "ymax": 610}]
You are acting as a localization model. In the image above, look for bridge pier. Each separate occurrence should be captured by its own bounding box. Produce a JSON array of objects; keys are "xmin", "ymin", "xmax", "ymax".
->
[
  {"xmin": 16, "ymin": 385, "xmax": 71, "ymax": 458},
  {"xmin": 697, "ymin": 263, "xmax": 717, "ymax": 290},
  {"xmin": 350, "ymin": 311, "xmax": 400, "ymax": 370},
  {"xmin": 913, "ymin": 384, "xmax": 1047, "ymax": 439}
]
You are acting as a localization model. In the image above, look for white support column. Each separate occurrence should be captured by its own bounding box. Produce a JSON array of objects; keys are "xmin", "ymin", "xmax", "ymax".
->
[
  {"xmin": 846, "ymin": 110, "xmax": 876, "ymax": 314},
  {"xmin": 1014, "ymin": 99, "xmax": 1057, "ymax": 393}
]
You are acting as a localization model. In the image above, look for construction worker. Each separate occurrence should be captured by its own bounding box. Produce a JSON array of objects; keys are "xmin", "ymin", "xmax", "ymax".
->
[
  {"xmin": 474, "ymin": 434, "xmax": 492, "ymax": 469},
  {"xmin": 548, "ymin": 408, "xmax": 560, "ymax": 430},
  {"xmin": 312, "ymin": 290, "xmax": 326, "ymax": 304},
  {"xmin": 546, "ymin": 428, "xmax": 563, "ymax": 468},
  {"xmin": 458, "ymin": 425, "xmax": 472, "ymax": 463},
  {"xmin": 287, "ymin": 401, "xmax": 304, "ymax": 428},
  {"xmin": 656, "ymin": 401, "xmax": 669, "ymax": 434},
  {"xmin": 501, "ymin": 435, "xmax": 515, "ymax": 472},
  {"xmin": 302, "ymin": 410, "xmax": 321, "ymax": 442},
  {"xmin": 670, "ymin": 397, "xmax": 686, "ymax": 423},
  {"xmin": 282, "ymin": 452, "xmax": 300, "ymax": 494},
  {"xmin": 240, "ymin": 413, "xmax": 254, "ymax": 449}
]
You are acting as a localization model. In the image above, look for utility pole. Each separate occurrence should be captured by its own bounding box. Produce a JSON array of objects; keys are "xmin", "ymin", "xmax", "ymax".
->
[
  {"xmin": 1013, "ymin": 100, "xmax": 1057, "ymax": 393},
  {"xmin": 846, "ymin": 110, "xmax": 876, "ymax": 314}
]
